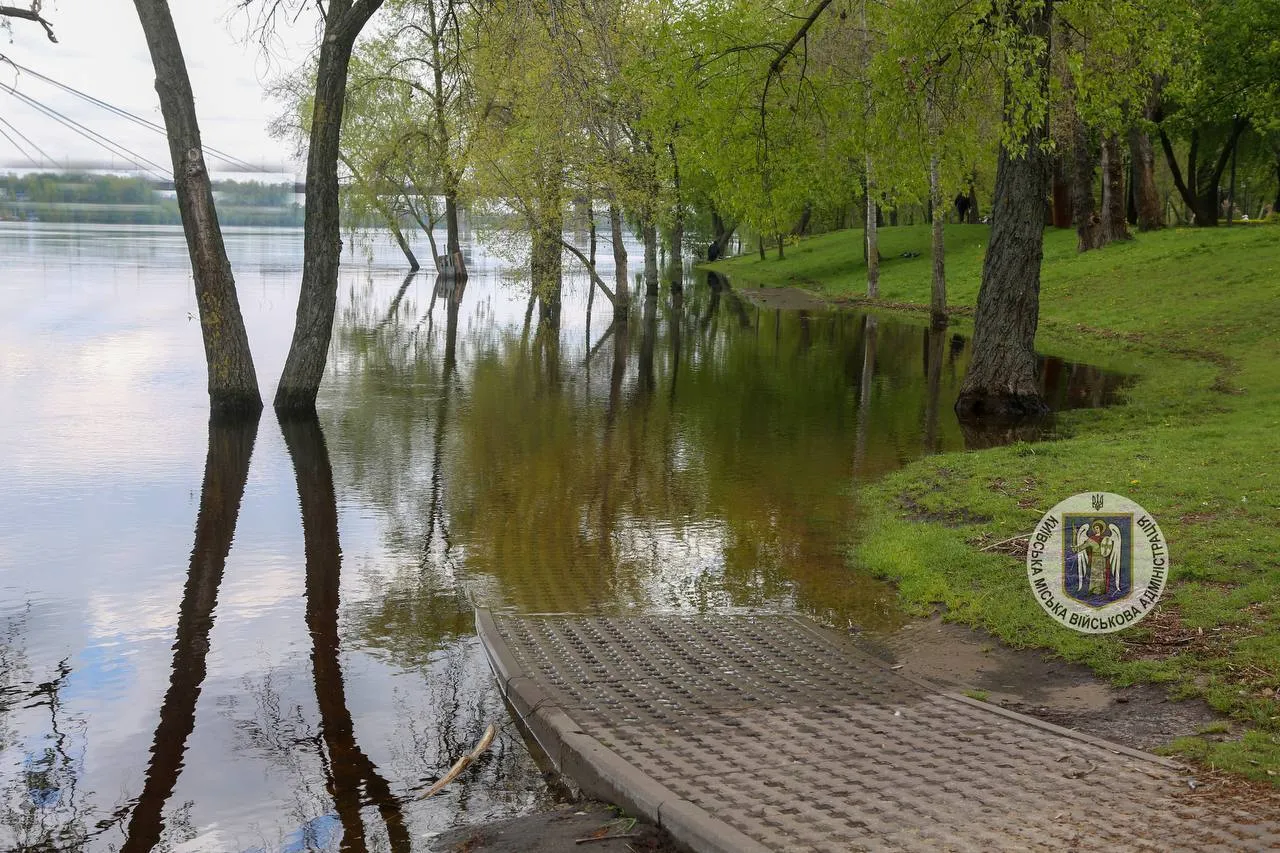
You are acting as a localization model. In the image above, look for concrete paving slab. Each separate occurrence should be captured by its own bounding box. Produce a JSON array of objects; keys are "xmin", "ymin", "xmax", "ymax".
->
[{"xmin": 477, "ymin": 611, "xmax": 1280, "ymax": 852}]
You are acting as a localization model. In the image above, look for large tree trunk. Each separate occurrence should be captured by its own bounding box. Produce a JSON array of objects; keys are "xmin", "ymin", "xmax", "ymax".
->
[
  {"xmin": 274, "ymin": 0, "xmax": 384, "ymax": 413},
  {"xmin": 443, "ymin": 187, "xmax": 465, "ymax": 275},
  {"xmin": 708, "ymin": 207, "xmax": 734, "ymax": 260},
  {"xmin": 1101, "ymin": 133, "xmax": 1131, "ymax": 243},
  {"xmin": 133, "ymin": 0, "xmax": 261, "ymax": 416},
  {"xmin": 865, "ymin": 156, "xmax": 879, "ymax": 297},
  {"xmin": 929, "ymin": 150, "xmax": 946, "ymax": 329},
  {"xmin": 1128, "ymin": 124, "xmax": 1164, "ymax": 230},
  {"xmin": 121, "ymin": 414, "xmax": 258, "ymax": 853},
  {"xmin": 955, "ymin": 1, "xmax": 1051, "ymax": 420}
]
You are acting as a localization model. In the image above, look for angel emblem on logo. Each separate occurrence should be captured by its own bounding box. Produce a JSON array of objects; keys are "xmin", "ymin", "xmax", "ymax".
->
[{"xmin": 1064, "ymin": 513, "xmax": 1133, "ymax": 605}]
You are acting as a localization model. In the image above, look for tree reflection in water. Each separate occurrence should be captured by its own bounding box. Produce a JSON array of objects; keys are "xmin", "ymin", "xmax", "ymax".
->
[
  {"xmin": 122, "ymin": 414, "xmax": 259, "ymax": 853},
  {"xmin": 281, "ymin": 415, "xmax": 410, "ymax": 853},
  {"xmin": 0, "ymin": 609, "xmax": 94, "ymax": 851}
]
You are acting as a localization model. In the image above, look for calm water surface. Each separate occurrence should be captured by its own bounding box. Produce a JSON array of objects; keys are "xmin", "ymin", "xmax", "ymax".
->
[{"xmin": 0, "ymin": 223, "xmax": 1125, "ymax": 851}]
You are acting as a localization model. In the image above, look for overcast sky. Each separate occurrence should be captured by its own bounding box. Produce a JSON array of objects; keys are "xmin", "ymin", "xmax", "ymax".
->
[{"xmin": 1, "ymin": 1, "xmax": 319, "ymax": 175}]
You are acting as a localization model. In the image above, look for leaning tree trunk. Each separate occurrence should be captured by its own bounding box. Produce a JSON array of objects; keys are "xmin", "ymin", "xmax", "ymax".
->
[
  {"xmin": 955, "ymin": 1, "xmax": 1051, "ymax": 420},
  {"xmin": 1100, "ymin": 133, "xmax": 1131, "ymax": 243},
  {"xmin": 275, "ymin": 0, "xmax": 384, "ymax": 413},
  {"xmin": 133, "ymin": 0, "xmax": 261, "ymax": 415}
]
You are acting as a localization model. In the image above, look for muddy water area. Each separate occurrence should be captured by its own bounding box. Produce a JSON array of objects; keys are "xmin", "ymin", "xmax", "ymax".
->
[{"xmin": 1, "ymin": 224, "xmax": 1133, "ymax": 852}]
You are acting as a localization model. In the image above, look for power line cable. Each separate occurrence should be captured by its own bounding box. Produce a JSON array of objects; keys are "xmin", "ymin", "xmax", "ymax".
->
[
  {"xmin": 0, "ymin": 84, "xmax": 171, "ymax": 180},
  {"xmin": 0, "ymin": 122, "xmax": 38, "ymax": 166},
  {"xmin": 0, "ymin": 114, "xmax": 54, "ymax": 165},
  {"xmin": 8, "ymin": 61, "xmax": 262, "ymax": 173}
]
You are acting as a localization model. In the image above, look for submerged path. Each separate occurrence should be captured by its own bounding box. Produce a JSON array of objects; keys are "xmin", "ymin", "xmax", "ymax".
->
[{"xmin": 477, "ymin": 612, "xmax": 1280, "ymax": 852}]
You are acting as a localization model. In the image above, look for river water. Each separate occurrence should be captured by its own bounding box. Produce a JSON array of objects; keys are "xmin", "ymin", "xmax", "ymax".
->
[{"xmin": 0, "ymin": 223, "xmax": 1125, "ymax": 851}]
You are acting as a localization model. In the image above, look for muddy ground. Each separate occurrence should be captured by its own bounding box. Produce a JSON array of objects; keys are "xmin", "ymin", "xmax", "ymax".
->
[{"xmin": 863, "ymin": 615, "xmax": 1221, "ymax": 750}]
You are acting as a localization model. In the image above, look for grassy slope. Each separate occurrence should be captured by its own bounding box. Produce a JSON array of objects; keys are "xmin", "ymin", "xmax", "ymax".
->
[{"xmin": 710, "ymin": 224, "xmax": 1280, "ymax": 780}]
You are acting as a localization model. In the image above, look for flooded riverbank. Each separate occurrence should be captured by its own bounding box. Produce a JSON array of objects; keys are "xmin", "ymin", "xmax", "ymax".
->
[{"xmin": 0, "ymin": 223, "xmax": 1127, "ymax": 851}]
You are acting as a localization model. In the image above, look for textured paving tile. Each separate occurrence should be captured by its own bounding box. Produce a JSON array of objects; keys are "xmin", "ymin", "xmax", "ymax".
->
[{"xmin": 485, "ymin": 614, "xmax": 1280, "ymax": 852}]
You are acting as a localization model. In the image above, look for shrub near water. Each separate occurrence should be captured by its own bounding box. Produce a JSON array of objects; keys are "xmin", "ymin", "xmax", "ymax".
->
[{"xmin": 712, "ymin": 223, "xmax": 1280, "ymax": 782}]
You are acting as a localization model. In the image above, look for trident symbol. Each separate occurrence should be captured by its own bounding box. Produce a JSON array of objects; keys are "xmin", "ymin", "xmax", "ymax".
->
[{"xmin": 1091, "ymin": 494, "xmax": 1105, "ymax": 511}]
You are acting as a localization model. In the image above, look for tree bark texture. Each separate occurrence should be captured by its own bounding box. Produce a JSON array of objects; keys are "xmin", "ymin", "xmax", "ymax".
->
[
  {"xmin": 1128, "ymin": 124, "xmax": 1164, "ymax": 230},
  {"xmin": 133, "ymin": 0, "xmax": 261, "ymax": 415},
  {"xmin": 274, "ymin": 0, "xmax": 384, "ymax": 413},
  {"xmin": 955, "ymin": 0, "xmax": 1051, "ymax": 420},
  {"xmin": 1100, "ymin": 133, "xmax": 1131, "ymax": 243}
]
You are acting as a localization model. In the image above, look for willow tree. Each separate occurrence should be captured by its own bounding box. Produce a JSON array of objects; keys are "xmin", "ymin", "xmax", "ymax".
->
[
  {"xmin": 955, "ymin": 0, "xmax": 1055, "ymax": 419},
  {"xmin": 272, "ymin": 0, "xmax": 387, "ymax": 413},
  {"xmin": 133, "ymin": 0, "xmax": 262, "ymax": 415}
]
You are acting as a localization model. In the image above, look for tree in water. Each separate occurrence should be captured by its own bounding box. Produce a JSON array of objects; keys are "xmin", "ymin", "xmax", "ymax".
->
[
  {"xmin": 955, "ymin": 0, "xmax": 1053, "ymax": 420},
  {"xmin": 129, "ymin": 0, "xmax": 263, "ymax": 415},
  {"xmin": 274, "ymin": 0, "xmax": 387, "ymax": 413}
]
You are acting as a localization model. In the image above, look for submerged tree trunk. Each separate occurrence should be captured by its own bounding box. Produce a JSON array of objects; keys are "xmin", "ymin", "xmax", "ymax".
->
[
  {"xmin": 133, "ymin": 0, "xmax": 261, "ymax": 415},
  {"xmin": 609, "ymin": 202, "xmax": 628, "ymax": 287},
  {"xmin": 669, "ymin": 141, "xmax": 684, "ymax": 278},
  {"xmin": 955, "ymin": 0, "xmax": 1051, "ymax": 420},
  {"xmin": 274, "ymin": 0, "xmax": 385, "ymax": 413},
  {"xmin": 865, "ymin": 156, "xmax": 879, "ymax": 297},
  {"xmin": 642, "ymin": 220, "xmax": 659, "ymax": 295},
  {"xmin": 1129, "ymin": 124, "xmax": 1163, "ymax": 230},
  {"xmin": 1100, "ymin": 133, "xmax": 1131, "ymax": 243},
  {"xmin": 532, "ymin": 176, "xmax": 563, "ymax": 328},
  {"xmin": 929, "ymin": 150, "xmax": 946, "ymax": 329}
]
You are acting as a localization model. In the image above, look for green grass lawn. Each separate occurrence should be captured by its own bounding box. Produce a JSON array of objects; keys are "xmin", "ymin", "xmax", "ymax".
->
[{"xmin": 711, "ymin": 223, "xmax": 1280, "ymax": 782}]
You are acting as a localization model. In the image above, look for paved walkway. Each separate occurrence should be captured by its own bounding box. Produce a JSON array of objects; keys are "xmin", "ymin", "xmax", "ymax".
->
[{"xmin": 477, "ymin": 612, "xmax": 1280, "ymax": 852}]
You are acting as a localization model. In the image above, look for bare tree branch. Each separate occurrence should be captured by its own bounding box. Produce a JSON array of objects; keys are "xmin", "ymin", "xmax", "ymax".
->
[{"xmin": 0, "ymin": 2, "xmax": 57, "ymax": 42}]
